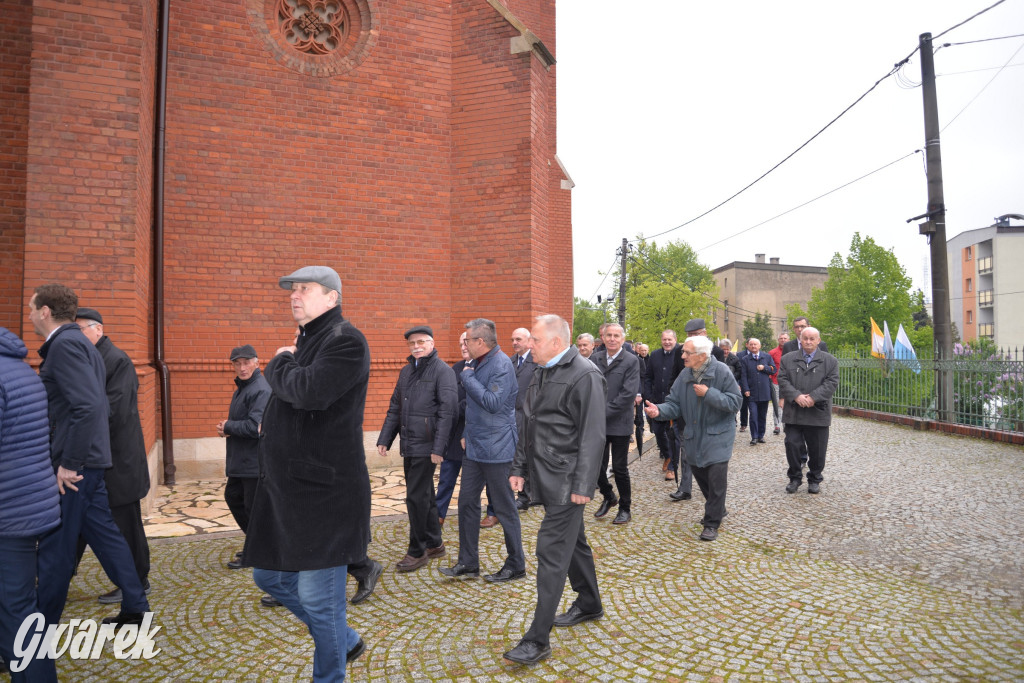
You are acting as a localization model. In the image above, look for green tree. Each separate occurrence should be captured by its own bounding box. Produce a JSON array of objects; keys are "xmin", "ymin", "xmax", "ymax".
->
[
  {"xmin": 742, "ymin": 311, "xmax": 775, "ymax": 345},
  {"xmin": 806, "ymin": 233, "xmax": 920, "ymax": 350},
  {"xmin": 572, "ymin": 297, "xmax": 610, "ymax": 340},
  {"xmin": 620, "ymin": 236, "xmax": 719, "ymax": 345}
]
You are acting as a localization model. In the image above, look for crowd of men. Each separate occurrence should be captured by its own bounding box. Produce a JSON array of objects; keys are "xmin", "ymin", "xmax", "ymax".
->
[{"xmin": 0, "ymin": 267, "xmax": 840, "ymax": 680}]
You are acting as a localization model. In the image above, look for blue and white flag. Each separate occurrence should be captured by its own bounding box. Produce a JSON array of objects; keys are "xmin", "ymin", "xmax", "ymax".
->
[{"xmin": 893, "ymin": 323, "xmax": 921, "ymax": 374}]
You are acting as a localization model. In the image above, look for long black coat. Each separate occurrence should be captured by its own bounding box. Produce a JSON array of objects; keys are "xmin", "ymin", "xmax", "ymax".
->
[
  {"xmin": 94, "ymin": 336, "xmax": 150, "ymax": 506},
  {"xmin": 377, "ymin": 349, "xmax": 457, "ymax": 458},
  {"xmin": 243, "ymin": 307, "xmax": 371, "ymax": 572},
  {"xmin": 512, "ymin": 350, "xmax": 536, "ymax": 437}
]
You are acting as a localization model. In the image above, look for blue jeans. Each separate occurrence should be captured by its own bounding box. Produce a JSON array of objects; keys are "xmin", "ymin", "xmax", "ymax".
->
[
  {"xmin": 0, "ymin": 536, "xmax": 57, "ymax": 683},
  {"xmin": 254, "ymin": 565, "xmax": 359, "ymax": 682}
]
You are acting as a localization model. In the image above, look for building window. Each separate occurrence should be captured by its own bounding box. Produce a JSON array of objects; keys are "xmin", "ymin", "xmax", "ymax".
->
[
  {"xmin": 966, "ymin": 278, "xmax": 972, "ymax": 292},
  {"xmin": 965, "ymin": 246, "xmax": 972, "ymax": 260},
  {"xmin": 967, "ymin": 310, "xmax": 973, "ymax": 324},
  {"xmin": 724, "ymin": 300, "xmax": 728, "ymax": 325}
]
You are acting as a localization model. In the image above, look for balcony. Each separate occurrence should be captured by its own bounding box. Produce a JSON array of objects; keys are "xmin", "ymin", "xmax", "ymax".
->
[
  {"xmin": 979, "ymin": 323, "xmax": 994, "ymax": 338},
  {"xmin": 977, "ymin": 256, "xmax": 993, "ymax": 274},
  {"xmin": 978, "ymin": 290, "xmax": 994, "ymax": 308}
]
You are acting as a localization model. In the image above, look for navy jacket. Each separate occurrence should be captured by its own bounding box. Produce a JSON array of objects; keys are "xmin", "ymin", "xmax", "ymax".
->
[
  {"xmin": 38, "ymin": 323, "xmax": 112, "ymax": 471},
  {"xmin": 224, "ymin": 367, "xmax": 271, "ymax": 478},
  {"xmin": 94, "ymin": 335, "xmax": 151, "ymax": 506},
  {"xmin": 739, "ymin": 351, "xmax": 776, "ymax": 402},
  {"xmin": 377, "ymin": 349, "xmax": 458, "ymax": 458},
  {"xmin": 590, "ymin": 348, "xmax": 641, "ymax": 436},
  {"xmin": 445, "ymin": 360, "xmax": 468, "ymax": 462},
  {"xmin": 0, "ymin": 328, "xmax": 60, "ymax": 538},
  {"xmin": 645, "ymin": 346, "xmax": 681, "ymax": 403},
  {"xmin": 461, "ymin": 344, "xmax": 518, "ymax": 464}
]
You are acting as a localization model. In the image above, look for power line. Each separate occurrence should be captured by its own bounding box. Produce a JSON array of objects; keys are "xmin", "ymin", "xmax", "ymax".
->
[
  {"xmin": 932, "ymin": 0, "xmax": 1008, "ymax": 42},
  {"xmin": 587, "ymin": 253, "xmax": 623, "ymax": 303},
  {"xmin": 941, "ymin": 31, "xmax": 1024, "ymax": 47},
  {"xmin": 941, "ymin": 38, "xmax": 1024, "ymax": 132},
  {"xmin": 691, "ymin": 151, "xmax": 922, "ymax": 253},
  {"xmin": 939, "ymin": 62, "xmax": 1024, "ymax": 76}
]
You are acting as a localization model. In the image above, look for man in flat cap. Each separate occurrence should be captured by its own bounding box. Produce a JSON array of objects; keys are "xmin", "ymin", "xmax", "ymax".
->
[
  {"xmin": 377, "ymin": 325, "xmax": 456, "ymax": 572},
  {"xmin": 217, "ymin": 345, "xmax": 271, "ymax": 585},
  {"xmin": 73, "ymin": 307, "xmax": 152, "ymax": 606},
  {"xmin": 244, "ymin": 265, "xmax": 375, "ymax": 675}
]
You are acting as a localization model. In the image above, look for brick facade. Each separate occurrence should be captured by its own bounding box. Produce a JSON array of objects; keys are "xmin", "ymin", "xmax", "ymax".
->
[{"xmin": 2, "ymin": 0, "xmax": 571, "ymax": 480}]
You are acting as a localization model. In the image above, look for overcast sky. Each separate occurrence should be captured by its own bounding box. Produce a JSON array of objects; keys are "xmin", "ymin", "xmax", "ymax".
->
[{"xmin": 556, "ymin": 0, "xmax": 1024, "ymax": 303}]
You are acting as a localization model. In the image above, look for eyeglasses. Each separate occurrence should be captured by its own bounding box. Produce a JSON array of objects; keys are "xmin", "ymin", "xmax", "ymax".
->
[
  {"xmin": 78, "ymin": 322, "xmax": 100, "ymax": 330},
  {"xmin": 407, "ymin": 339, "xmax": 433, "ymax": 347}
]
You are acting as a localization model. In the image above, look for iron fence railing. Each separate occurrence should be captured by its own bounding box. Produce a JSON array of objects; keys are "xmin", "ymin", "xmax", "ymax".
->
[{"xmin": 832, "ymin": 345, "xmax": 1024, "ymax": 434}]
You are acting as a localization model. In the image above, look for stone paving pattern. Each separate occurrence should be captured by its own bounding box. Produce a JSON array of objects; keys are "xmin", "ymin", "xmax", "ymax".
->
[{"xmin": 58, "ymin": 417, "xmax": 1024, "ymax": 681}]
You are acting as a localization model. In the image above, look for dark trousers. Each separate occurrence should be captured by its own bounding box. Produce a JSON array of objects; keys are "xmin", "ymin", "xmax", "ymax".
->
[
  {"xmin": 739, "ymin": 395, "xmax": 749, "ymax": 427},
  {"xmin": 403, "ymin": 456, "xmax": 443, "ymax": 557},
  {"xmin": 436, "ymin": 460, "xmax": 494, "ymax": 520},
  {"xmin": 38, "ymin": 468, "xmax": 149, "ymax": 623},
  {"xmin": 748, "ymin": 400, "xmax": 770, "ymax": 439},
  {"xmin": 691, "ymin": 461, "xmax": 729, "ymax": 530},
  {"xmin": 456, "ymin": 460, "xmax": 524, "ymax": 572},
  {"xmin": 76, "ymin": 498, "xmax": 151, "ymax": 585},
  {"xmin": 784, "ymin": 424, "xmax": 830, "ymax": 483},
  {"xmin": 225, "ymin": 475, "xmax": 258, "ymax": 533},
  {"xmin": 671, "ymin": 423, "xmax": 693, "ymax": 495},
  {"xmin": 0, "ymin": 536, "xmax": 58, "ymax": 682},
  {"xmin": 597, "ymin": 434, "xmax": 631, "ymax": 511},
  {"xmin": 652, "ymin": 419, "xmax": 676, "ymax": 461},
  {"xmin": 524, "ymin": 503, "xmax": 601, "ymax": 647}
]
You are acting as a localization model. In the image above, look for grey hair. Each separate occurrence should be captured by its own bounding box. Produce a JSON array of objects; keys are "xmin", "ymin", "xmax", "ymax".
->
[
  {"xmin": 801, "ymin": 326, "xmax": 821, "ymax": 340},
  {"xmin": 536, "ymin": 314, "xmax": 570, "ymax": 346},
  {"xmin": 465, "ymin": 318, "xmax": 497, "ymax": 347},
  {"xmin": 747, "ymin": 337, "xmax": 761, "ymax": 347},
  {"xmin": 686, "ymin": 335, "xmax": 714, "ymax": 357},
  {"xmin": 576, "ymin": 332, "xmax": 595, "ymax": 344},
  {"xmin": 719, "ymin": 338, "xmax": 732, "ymax": 348}
]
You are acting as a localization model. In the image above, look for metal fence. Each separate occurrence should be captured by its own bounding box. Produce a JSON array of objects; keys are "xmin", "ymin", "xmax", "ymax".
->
[{"xmin": 832, "ymin": 345, "xmax": 1024, "ymax": 434}]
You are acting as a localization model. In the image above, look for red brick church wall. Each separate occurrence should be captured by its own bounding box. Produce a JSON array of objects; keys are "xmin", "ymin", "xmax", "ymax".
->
[{"xmin": 4, "ymin": 0, "xmax": 571, "ymax": 478}]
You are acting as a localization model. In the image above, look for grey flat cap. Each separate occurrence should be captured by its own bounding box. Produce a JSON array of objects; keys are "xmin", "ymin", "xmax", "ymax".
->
[
  {"xmin": 230, "ymin": 344, "xmax": 257, "ymax": 361},
  {"xmin": 278, "ymin": 265, "xmax": 342, "ymax": 295},
  {"xmin": 75, "ymin": 307, "xmax": 103, "ymax": 324},
  {"xmin": 684, "ymin": 318, "xmax": 707, "ymax": 334}
]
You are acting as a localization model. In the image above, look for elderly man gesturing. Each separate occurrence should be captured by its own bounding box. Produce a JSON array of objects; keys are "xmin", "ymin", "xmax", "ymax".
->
[{"xmin": 645, "ymin": 335, "xmax": 742, "ymax": 542}]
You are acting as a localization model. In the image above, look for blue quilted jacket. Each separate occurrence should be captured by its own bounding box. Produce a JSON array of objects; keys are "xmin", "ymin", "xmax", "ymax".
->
[{"xmin": 0, "ymin": 327, "xmax": 61, "ymax": 538}]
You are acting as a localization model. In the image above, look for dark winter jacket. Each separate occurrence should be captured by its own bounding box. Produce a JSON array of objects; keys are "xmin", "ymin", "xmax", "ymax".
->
[
  {"xmin": 0, "ymin": 327, "xmax": 60, "ymax": 538},
  {"xmin": 512, "ymin": 350, "xmax": 536, "ymax": 437},
  {"xmin": 224, "ymin": 367, "xmax": 271, "ymax": 478},
  {"xmin": 445, "ymin": 360, "xmax": 468, "ymax": 462},
  {"xmin": 778, "ymin": 350, "xmax": 840, "ymax": 427},
  {"xmin": 243, "ymin": 307, "xmax": 371, "ymax": 572},
  {"xmin": 645, "ymin": 346, "xmax": 681, "ymax": 403},
  {"xmin": 590, "ymin": 348, "xmax": 641, "ymax": 436},
  {"xmin": 377, "ymin": 349, "xmax": 457, "ymax": 458},
  {"xmin": 722, "ymin": 352, "xmax": 742, "ymax": 382},
  {"xmin": 738, "ymin": 351, "xmax": 776, "ymax": 403},
  {"xmin": 94, "ymin": 335, "xmax": 151, "ymax": 506},
  {"xmin": 38, "ymin": 323, "xmax": 111, "ymax": 471},
  {"xmin": 461, "ymin": 344, "xmax": 518, "ymax": 464},
  {"xmin": 511, "ymin": 346, "xmax": 607, "ymax": 504}
]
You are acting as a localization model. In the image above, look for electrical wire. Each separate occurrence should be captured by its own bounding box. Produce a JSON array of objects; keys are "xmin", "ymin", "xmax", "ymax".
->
[
  {"xmin": 938, "ymin": 62, "xmax": 1024, "ymax": 76},
  {"xmin": 932, "ymin": 0, "xmax": 1008, "ymax": 42},
  {"xmin": 942, "ymin": 32, "xmax": 1024, "ymax": 47},
  {"xmin": 941, "ymin": 39, "xmax": 1024, "ymax": 132},
  {"xmin": 586, "ymin": 253, "xmax": 624, "ymax": 304}
]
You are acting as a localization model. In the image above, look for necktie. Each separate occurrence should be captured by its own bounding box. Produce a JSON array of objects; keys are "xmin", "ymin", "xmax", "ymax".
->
[{"xmin": 518, "ymin": 356, "xmax": 523, "ymax": 368}]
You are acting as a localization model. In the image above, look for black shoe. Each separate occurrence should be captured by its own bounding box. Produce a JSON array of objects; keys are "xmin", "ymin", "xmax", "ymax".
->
[
  {"xmin": 773, "ymin": 427, "xmax": 781, "ymax": 435},
  {"xmin": 669, "ymin": 489, "xmax": 692, "ymax": 501},
  {"xmin": 347, "ymin": 638, "xmax": 365, "ymax": 663},
  {"xmin": 808, "ymin": 482, "xmax": 821, "ymax": 494},
  {"xmin": 515, "ymin": 498, "xmax": 531, "ymax": 511},
  {"xmin": 503, "ymin": 639, "xmax": 551, "ymax": 664},
  {"xmin": 227, "ymin": 558, "xmax": 244, "ymax": 570},
  {"xmin": 97, "ymin": 578, "xmax": 150, "ymax": 604},
  {"xmin": 785, "ymin": 480, "xmax": 801, "ymax": 494},
  {"xmin": 483, "ymin": 567, "xmax": 526, "ymax": 583},
  {"xmin": 612, "ymin": 510, "xmax": 631, "ymax": 525},
  {"xmin": 553, "ymin": 604, "xmax": 604, "ymax": 627},
  {"xmin": 439, "ymin": 563, "xmax": 479, "ymax": 579},
  {"xmin": 594, "ymin": 496, "xmax": 617, "ymax": 518},
  {"xmin": 101, "ymin": 611, "xmax": 144, "ymax": 627},
  {"xmin": 749, "ymin": 439, "xmax": 757, "ymax": 446},
  {"xmin": 699, "ymin": 526, "xmax": 718, "ymax": 541},
  {"xmin": 260, "ymin": 595, "xmax": 283, "ymax": 607},
  {"xmin": 351, "ymin": 559, "xmax": 383, "ymax": 604},
  {"xmin": 757, "ymin": 438, "xmax": 765, "ymax": 444}
]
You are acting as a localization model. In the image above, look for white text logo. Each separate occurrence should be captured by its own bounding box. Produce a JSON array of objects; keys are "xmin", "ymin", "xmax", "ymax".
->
[{"xmin": 10, "ymin": 612, "xmax": 161, "ymax": 672}]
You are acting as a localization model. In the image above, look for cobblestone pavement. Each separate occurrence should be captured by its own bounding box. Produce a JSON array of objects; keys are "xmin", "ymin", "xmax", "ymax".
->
[{"xmin": 58, "ymin": 417, "xmax": 1024, "ymax": 681}]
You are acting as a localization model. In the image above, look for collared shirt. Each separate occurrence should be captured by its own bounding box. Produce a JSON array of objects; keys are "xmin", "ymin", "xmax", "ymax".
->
[
  {"xmin": 606, "ymin": 348, "xmax": 622, "ymax": 365},
  {"xmin": 544, "ymin": 347, "xmax": 570, "ymax": 368},
  {"xmin": 803, "ymin": 350, "xmax": 817, "ymax": 364}
]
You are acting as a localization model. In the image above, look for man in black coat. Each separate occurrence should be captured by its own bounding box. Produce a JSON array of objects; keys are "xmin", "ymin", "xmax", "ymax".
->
[
  {"xmin": 645, "ymin": 329, "xmax": 684, "ymax": 493},
  {"xmin": 505, "ymin": 314, "xmax": 606, "ymax": 665},
  {"xmin": 74, "ymin": 307, "xmax": 153, "ymax": 605},
  {"xmin": 782, "ymin": 317, "xmax": 829, "ymax": 355},
  {"xmin": 377, "ymin": 325, "xmax": 457, "ymax": 573},
  {"xmin": 217, "ymin": 344, "xmax": 271, "ymax": 578},
  {"xmin": 591, "ymin": 323, "xmax": 640, "ymax": 525},
  {"xmin": 31, "ymin": 285, "xmax": 149, "ymax": 627},
  {"xmin": 510, "ymin": 327, "xmax": 536, "ymax": 510}
]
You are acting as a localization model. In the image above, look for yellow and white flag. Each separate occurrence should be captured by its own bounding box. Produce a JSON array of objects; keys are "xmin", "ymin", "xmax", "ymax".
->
[{"xmin": 870, "ymin": 318, "xmax": 886, "ymax": 358}]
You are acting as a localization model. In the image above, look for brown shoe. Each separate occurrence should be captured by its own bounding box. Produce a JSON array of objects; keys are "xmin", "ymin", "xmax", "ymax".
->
[
  {"xmin": 395, "ymin": 554, "xmax": 429, "ymax": 572},
  {"xmin": 439, "ymin": 516, "xmax": 445, "ymax": 526},
  {"xmin": 661, "ymin": 459, "xmax": 669, "ymax": 472},
  {"xmin": 426, "ymin": 543, "xmax": 446, "ymax": 558},
  {"xmin": 480, "ymin": 515, "xmax": 499, "ymax": 528}
]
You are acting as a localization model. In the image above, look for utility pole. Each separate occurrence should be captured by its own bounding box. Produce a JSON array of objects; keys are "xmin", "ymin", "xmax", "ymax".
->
[
  {"xmin": 918, "ymin": 32, "xmax": 954, "ymax": 423},
  {"xmin": 618, "ymin": 238, "xmax": 627, "ymax": 327}
]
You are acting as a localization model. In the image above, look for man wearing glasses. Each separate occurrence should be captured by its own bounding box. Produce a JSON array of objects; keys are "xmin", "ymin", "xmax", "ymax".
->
[{"xmin": 377, "ymin": 326, "xmax": 457, "ymax": 573}]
